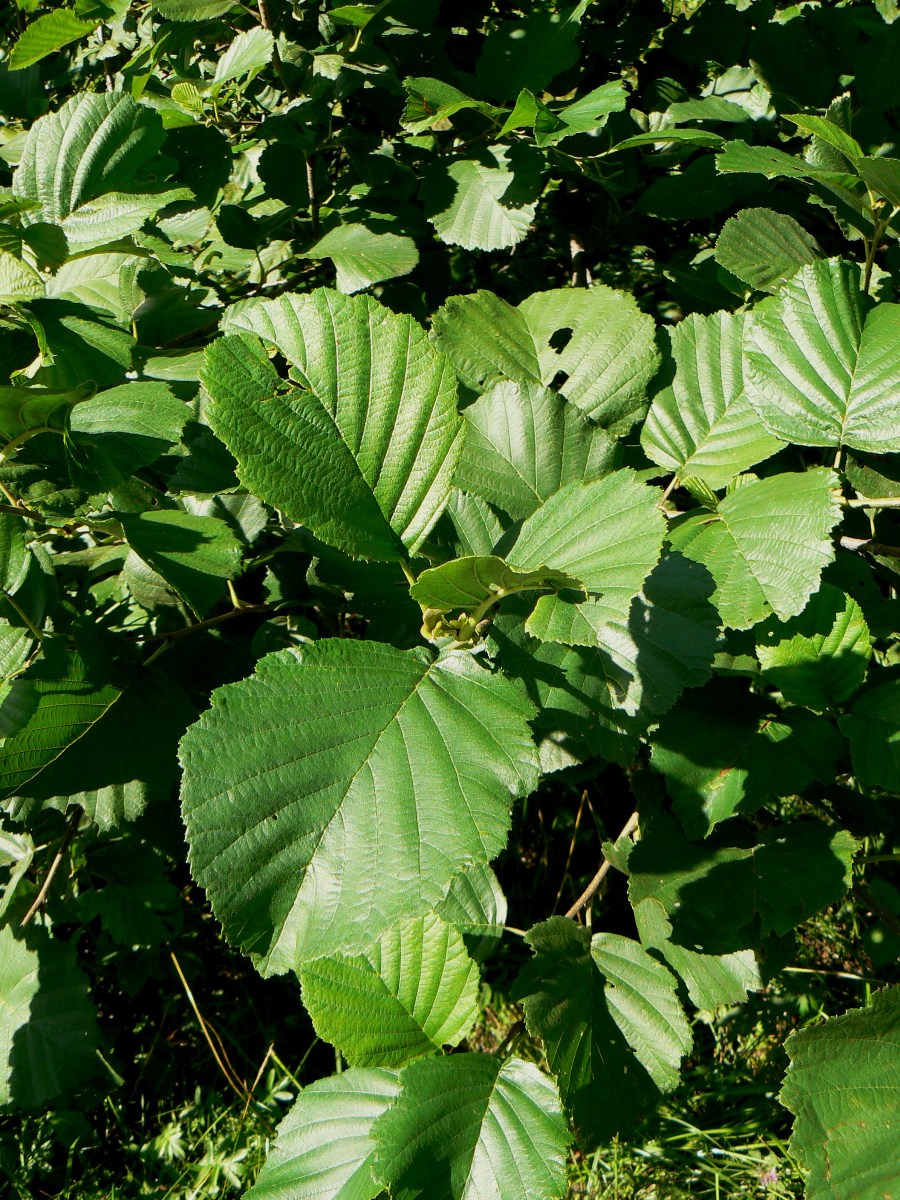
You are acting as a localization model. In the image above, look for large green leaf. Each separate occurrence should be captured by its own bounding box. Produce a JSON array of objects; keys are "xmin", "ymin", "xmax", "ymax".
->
[
  {"xmin": 650, "ymin": 681, "xmax": 841, "ymax": 837},
  {"xmin": 755, "ymin": 583, "xmax": 871, "ymax": 709},
  {"xmin": 0, "ymin": 925, "xmax": 98, "ymax": 1109},
  {"xmin": 669, "ymin": 468, "xmax": 842, "ymax": 628},
  {"xmin": 119, "ymin": 511, "xmax": 241, "ymax": 617},
  {"xmin": 245, "ymin": 1067, "xmax": 400, "ymax": 1200},
  {"xmin": 714, "ymin": 207, "xmax": 821, "ymax": 293},
  {"xmin": 641, "ymin": 312, "xmax": 783, "ymax": 490},
  {"xmin": 780, "ymin": 987, "xmax": 900, "ymax": 1200},
  {"xmin": 431, "ymin": 286, "xmax": 660, "ymax": 435},
  {"xmin": 211, "ymin": 290, "xmax": 463, "ymax": 561},
  {"xmin": 744, "ymin": 258, "xmax": 900, "ymax": 452},
  {"xmin": 299, "ymin": 914, "xmax": 479, "ymax": 1067},
  {"xmin": 12, "ymin": 93, "xmax": 186, "ymax": 253},
  {"xmin": 454, "ymin": 380, "xmax": 616, "ymax": 519},
  {"xmin": 507, "ymin": 471, "xmax": 665, "ymax": 634},
  {"xmin": 68, "ymin": 381, "xmax": 188, "ymax": 491},
  {"xmin": 300, "ymin": 224, "xmax": 418, "ymax": 294},
  {"xmin": 0, "ymin": 249, "xmax": 44, "ymax": 304},
  {"xmin": 371, "ymin": 1055, "xmax": 570, "ymax": 1200},
  {"xmin": 180, "ymin": 640, "xmax": 539, "ymax": 973},
  {"xmin": 839, "ymin": 679, "xmax": 900, "ymax": 791},
  {"xmin": 0, "ymin": 643, "xmax": 121, "ymax": 805},
  {"xmin": 423, "ymin": 146, "xmax": 542, "ymax": 251},
  {"xmin": 9, "ymin": 9, "xmax": 98, "ymax": 72},
  {"xmin": 628, "ymin": 813, "xmax": 858, "ymax": 956},
  {"xmin": 515, "ymin": 918, "xmax": 691, "ymax": 1141}
]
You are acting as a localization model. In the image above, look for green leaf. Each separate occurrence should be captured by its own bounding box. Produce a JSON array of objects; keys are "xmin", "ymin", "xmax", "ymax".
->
[
  {"xmin": 410, "ymin": 555, "xmax": 578, "ymax": 614},
  {"xmin": 856, "ymin": 155, "xmax": 900, "ymax": 207},
  {"xmin": 67, "ymin": 381, "xmax": 187, "ymax": 491},
  {"xmin": 0, "ymin": 925, "xmax": 98, "ymax": 1109},
  {"xmin": 744, "ymin": 258, "xmax": 900, "ymax": 452},
  {"xmin": 714, "ymin": 207, "xmax": 822, "ymax": 293},
  {"xmin": 515, "ymin": 918, "xmax": 691, "ymax": 1141},
  {"xmin": 669, "ymin": 468, "xmax": 842, "ymax": 628},
  {"xmin": 9, "ymin": 9, "xmax": 98, "ymax": 72},
  {"xmin": 423, "ymin": 146, "xmax": 541, "ymax": 251},
  {"xmin": 401, "ymin": 77, "xmax": 501, "ymax": 133},
  {"xmin": 454, "ymin": 380, "xmax": 617, "ymax": 520},
  {"xmin": 444, "ymin": 490, "xmax": 504, "ymax": 557},
  {"xmin": 508, "ymin": 471, "xmax": 665, "ymax": 633},
  {"xmin": 780, "ymin": 987, "xmax": 900, "ymax": 1200},
  {"xmin": 299, "ymin": 914, "xmax": 479, "ymax": 1067},
  {"xmin": 0, "ymin": 382, "xmax": 92, "ymax": 443},
  {"xmin": 784, "ymin": 113, "xmax": 864, "ymax": 162},
  {"xmin": 0, "ymin": 248, "xmax": 43, "ymax": 303},
  {"xmin": 755, "ymin": 583, "xmax": 871, "ymax": 709},
  {"xmin": 211, "ymin": 27, "xmax": 274, "ymax": 91},
  {"xmin": 641, "ymin": 311, "xmax": 784, "ymax": 490},
  {"xmin": 212, "ymin": 290, "xmax": 463, "ymax": 561},
  {"xmin": 0, "ymin": 513, "xmax": 31, "ymax": 597},
  {"xmin": 536, "ymin": 81, "xmax": 628, "ymax": 146},
  {"xmin": 839, "ymin": 679, "xmax": 900, "ymax": 791},
  {"xmin": 633, "ymin": 898, "xmax": 761, "ymax": 1011},
  {"xmin": 612, "ymin": 128, "xmax": 726, "ymax": 151},
  {"xmin": 0, "ymin": 644, "xmax": 121, "ymax": 804},
  {"xmin": 650, "ymin": 680, "xmax": 842, "ymax": 838},
  {"xmin": 475, "ymin": 2, "xmax": 588, "ymax": 101},
  {"xmin": 432, "ymin": 286, "xmax": 660, "ymax": 436},
  {"xmin": 300, "ymin": 224, "xmax": 418, "ymax": 294},
  {"xmin": 245, "ymin": 1067, "xmax": 400, "ymax": 1200},
  {"xmin": 151, "ymin": 0, "xmax": 235, "ymax": 17},
  {"xmin": 628, "ymin": 813, "xmax": 858, "ymax": 956},
  {"xmin": 12, "ymin": 94, "xmax": 182, "ymax": 254},
  {"xmin": 434, "ymin": 862, "xmax": 506, "ymax": 964},
  {"xmin": 715, "ymin": 141, "xmax": 858, "ymax": 187},
  {"xmin": 372, "ymin": 1055, "xmax": 569, "ymax": 1200},
  {"xmin": 179, "ymin": 640, "xmax": 539, "ymax": 972},
  {"xmin": 120, "ymin": 511, "xmax": 241, "ymax": 617}
]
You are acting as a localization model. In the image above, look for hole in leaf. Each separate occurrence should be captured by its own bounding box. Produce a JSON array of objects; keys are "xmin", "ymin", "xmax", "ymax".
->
[{"xmin": 548, "ymin": 326, "xmax": 573, "ymax": 352}]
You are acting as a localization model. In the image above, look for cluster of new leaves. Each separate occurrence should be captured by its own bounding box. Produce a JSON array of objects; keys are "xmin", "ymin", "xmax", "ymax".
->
[{"xmin": 1, "ymin": 1, "xmax": 899, "ymax": 1198}]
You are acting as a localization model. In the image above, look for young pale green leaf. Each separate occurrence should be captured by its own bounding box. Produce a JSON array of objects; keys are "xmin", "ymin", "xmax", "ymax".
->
[
  {"xmin": 508, "ymin": 471, "xmax": 665, "ymax": 633},
  {"xmin": 714, "ymin": 207, "xmax": 822, "ymax": 293},
  {"xmin": 0, "ymin": 644, "xmax": 121, "ymax": 804},
  {"xmin": 300, "ymin": 224, "xmax": 418, "ymax": 293},
  {"xmin": 755, "ymin": 583, "xmax": 871, "ymax": 709},
  {"xmin": 839, "ymin": 679, "xmax": 900, "ymax": 791},
  {"xmin": 411, "ymin": 555, "xmax": 578, "ymax": 614},
  {"xmin": 119, "ymin": 511, "xmax": 241, "ymax": 617},
  {"xmin": 214, "ymin": 289, "xmax": 463, "ymax": 560},
  {"xmin": 515, "ymin": 918, "xmax": 691, "ymax": 1142},
  {"xmin": 245, "ymin": 1067, "xmax": 400, "ymax": 1200},
  {"xmin": 299, "ymin": 914, "xmax": 479, "ymax": 1067},
  {"xmin": 9, "ymin": 8, "xmax": 98, "ymax": 72},
  {"xmin": 0, "ymin": 925, "xmax": 98, "ymax": 1108},
  {"xmin": 633, "ymin": 898, "xmax": 761, "ymax": 1011},
  {"xmin": 745, "ymin": 258, "xmax": 900, "ymax": 452},
  {"xmin": 211, "ymin": 27, "xmax": 274, "ymax": 90},
  {"xmin": 670, "ymin": 468, "xmax": 842, "ymax": 628},
  {"xmin": 454, "ymin": 380, "xmax": 617, "ymax": 519},
  {"xmin": 434, "ymin": 862, "xmax": 507, "ymax": 964},
  {"xmin": 0, "ymin": 249, "xmax": 44, "ymax": 303},
  {"xmin": 372, "ymin": 1055, "xmax": 570, "ymax": 1200},
  {"xmin": 179, "ymin": 640, "xmax": 540, "ymax": 973},
  {"xmin": 423, "ymin": 146, "xmax": 541, "ymax": 251},
  {"xmin": 650, "ymin": 681, "xmax": 842, "ymax": 837},
  {"xmin": 641, "ymin": 311, "xmax": 783, "ymax": 490},
  {"xmin": 780, "ymin": 987, "xmax": 900, "ymax": 1200},
  {"xmin": 628, "ymin": 813, "xmax": 858, "ymax": 956},
  {"xmin": 0, "ymin": 381, "xmax": 92, "ymax": 444},
  {"xmin": 432, "ymin": 285, "xmax": 659, "ymax": 435}
]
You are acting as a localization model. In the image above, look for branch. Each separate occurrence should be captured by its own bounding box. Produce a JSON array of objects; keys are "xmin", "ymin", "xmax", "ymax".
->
[
  {"xmin": 20, "ymin": 807, "xmax": 82, "ymax": 926},
  {"xmin": 139, "ymin": 602, "xmax": 272, "ymax": 644},
  {"xmin": 839, "ymin": 535, "xmax": 900, "ymax": 559},
  {"xmin": 565, "ymin": 810, "xmax": 639, "ymax": 920}
]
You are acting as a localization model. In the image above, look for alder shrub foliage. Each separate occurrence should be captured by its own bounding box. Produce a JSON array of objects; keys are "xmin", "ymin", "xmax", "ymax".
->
[{"xmin": 0, "ymin": 0, "xmax": 899, "ymax": 1196}]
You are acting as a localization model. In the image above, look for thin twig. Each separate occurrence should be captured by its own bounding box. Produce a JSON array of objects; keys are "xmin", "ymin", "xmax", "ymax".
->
[
  {"xmin": 565, "ymin": 810, "xmax": 639, "ymax": 920},
  {"xmin": 170, "ymin": 949, "xmax": 248, "ymax": 1100},
  {"xmin": 783, "ymin": 966, "xmax": 883, "ymax": 985},
  {"xmin": 20, "ymin": 808, "xmax": 82, "ymax": 926},
  {"xmin": 306, "ymin": 157, "xmax": 319, "ymax": 237},
  {"xmin": 139, "ymin": 602, "xmax": 272, "ymax": 644},
  {"xmin": 839, "ymin": 535, "xmax": 900, "ymax": 559}
]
